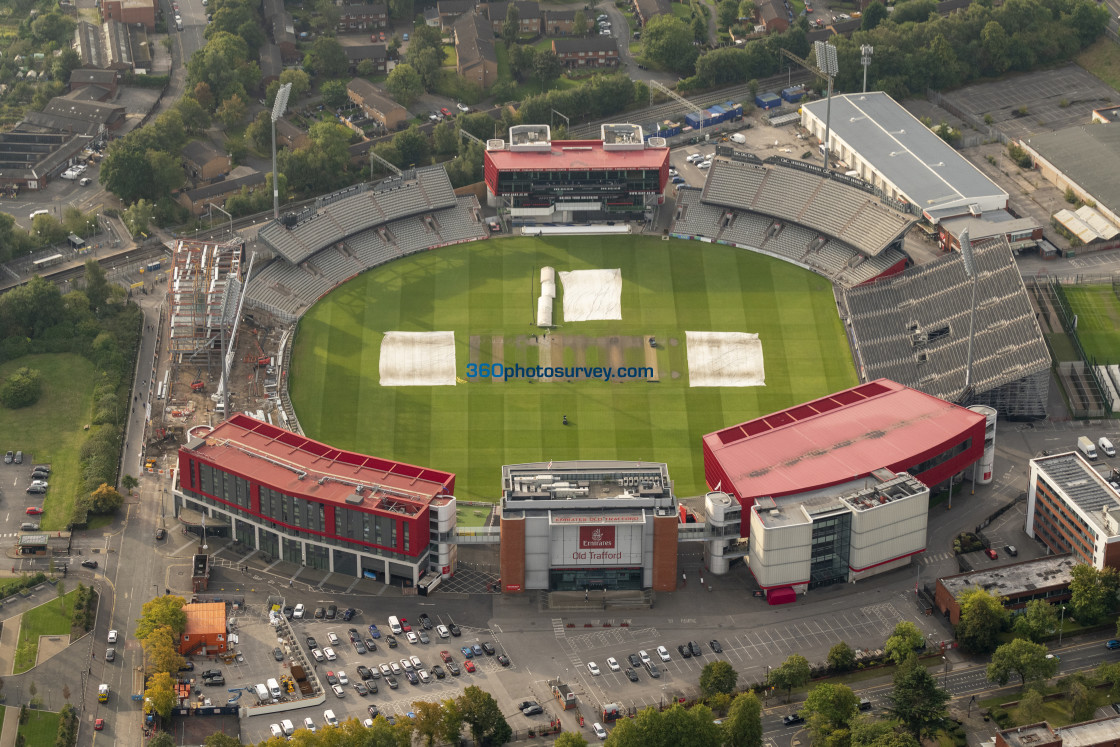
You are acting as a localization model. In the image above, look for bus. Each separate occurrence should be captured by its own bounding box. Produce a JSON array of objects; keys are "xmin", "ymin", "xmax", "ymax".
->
[{"xmin": 32, "ymin": 254, "xmax": 64, "ymax": 271}]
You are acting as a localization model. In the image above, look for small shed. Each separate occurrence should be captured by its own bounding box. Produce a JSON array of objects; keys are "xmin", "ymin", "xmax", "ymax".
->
[
  {"xmin": 755, "ymin": 92, "xmax": 782, "ymax": 110},
  {"xmin": 67, "ymin": 233, "xmax": 85, "ymax": 249}
]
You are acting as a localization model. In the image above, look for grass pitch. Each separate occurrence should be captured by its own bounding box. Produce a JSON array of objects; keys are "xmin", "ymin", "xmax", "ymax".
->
[
  {"xmin": 289, "ymin": 236, "xmax": 858, "ymax": 500},
  {"xmin": 1062, "ymin": 285, "xmax": 1120, "ymax": 363}
]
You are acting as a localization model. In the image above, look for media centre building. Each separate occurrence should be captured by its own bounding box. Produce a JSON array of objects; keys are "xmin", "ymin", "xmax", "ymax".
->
[{"xmin": 498, "ymin": 461, "xmax": 679, "ymax": 593}]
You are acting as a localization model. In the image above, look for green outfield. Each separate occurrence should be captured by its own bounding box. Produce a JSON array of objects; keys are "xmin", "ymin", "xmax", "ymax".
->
[
  {"xmin": 1063, "ymin": 285, "xmax": 1120, "ymax": 364},
  {"xmin": 289, "ymin": 236, "xmax": 858, "ymax": 500}
]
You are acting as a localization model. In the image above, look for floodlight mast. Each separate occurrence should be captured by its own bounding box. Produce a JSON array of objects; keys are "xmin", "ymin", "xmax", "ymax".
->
[
  {"xmin": 959, "ymin": 228, "xmax": 977, "ymax": 397},
  {"xmin": 780, "ymin": 46, "xmax": 838, "ymax": 168},
  {"xmin": 860, "ymin": 45, "xmax": 874, "ymax": 93},
  {"xmin": 271, "ymin": 82, "xmax": 293, "ymax": 220}
]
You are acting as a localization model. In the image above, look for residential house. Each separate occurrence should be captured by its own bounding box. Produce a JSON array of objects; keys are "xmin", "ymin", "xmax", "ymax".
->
[
  {"xmin": 756, "ymin": 0, "xmax": 790, "ymax": 32},
  {"xmin": 177, "ymin": 602, "xmax": 228, "ymax": 656},
  {"xmin": 262, "ymin": 0, "xmax": 299, "ymax": 61},
  {"xmin": 551, "ymin": 36, "xmax": 619, "ymax": 67},
  {"xmin": 182, "ymin": 140, "xmax": 231, "ymax": 185},
  {"xmin": 631, "ymin": 0, "xmax": 669, "ymax": 26},
  {"xmin": 100, "ymin": 0, "xmax": 156, "ymax": 29},
  {"xmin": 438, "ymin": 0, "xmax": 474, "ymax": 30},
  {"xmin": 343, "ymin": 42, "xmax": 388, "ymax": 72},
  {"xmin": 338, "ymin": 2, "xmax": 389, "ymax": 31},
  {"xmin": 177, "ymin": 167, "xmax": 266, "ymax": 216},
  {"xmin": 423, "ymin": 6, "xmax": 441, "ymax": 26},
  {"xmin": 69, "ymin": 69, "xmax": 118, "ymax": 99},
  {"xmin": 454, "ymin": 12, "xmax": 498, "ymax": 89},
  {"xmin": 543, "ymin": 9, "xmax": 577, "ymax": 36},
  {"xmin": 486, "ymin": 1, "xmax": 541, "ymax": 35},
  {"xmin": 346, "ymin": 78, "xmax": 408, "ymax": 131},
  {"xmin": 275, "ymin": 118, "xmax": 310, "ymax": 149},
  {"xmin": 260, "ymin": 42, "xmax": 283, "ymax": 86}
]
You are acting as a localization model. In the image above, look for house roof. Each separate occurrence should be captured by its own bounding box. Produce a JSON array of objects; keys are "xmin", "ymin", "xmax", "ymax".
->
[
  {"xmin": 438, "ymin": 0, "xmax": 473, "ymax": 13},
  {"xmin": 73, "ymin": 21, "xmax": 105, "ymax": 68},
  {"xmin": 347, "ymin": 78, "xmax": 404, "ymax": 115},
  {"xmin": 487, "ymin": 0, "xmax": 541, "ymax": 21},
  {"xmin": 632, "ymin": 0, "xmax": 670, "ymax": 20},
  {"xmin": 260, "ymin": 42, "xmax": 282, "ymax": 78},
  {"xmin": 274, "ymin": 118, "xmax": 307, "ymax": 141},
  {"xmin": 343, "ymin": 43, "xmax": 387, "ymax": 62},
  {"xmin": 183, "ymin": 171, "xmax": 265, "ymax": 202},
  {"xmin": 545, "ymin": 8, "xmax": 576, "ymax": 21},
  {"xmin": 68, "ymin": 85, "xmax": 110, "ymax": 102},
  {"xmin": 340, "ymin": 2, "xmax": 387, "ymax": 17},
  {"xmin": 70, "ymin": 68, "xmax": 117, "ymax": 87},
  {"xmin": 552, "ymin": 36, "xmax": 619, "ymax": 54},
  {"xmin": 24, "ymin": 97, "xmax": 125, "ymax": 135},
  {"xmin": 182, "ymin": 139, "xmax": 226, "ymax": 167},
  {"xmin": 1023, "ymin": 124, "xmax": 1120, "ymax": 218},
  {"xmin": 455, "ymin": 12, "xmax": 497, "ymax": 66},
  {"xmin": 757, "ymin": 0, "xmax": 786, "ymax": 22},
  {"xmin": 183, "ymin": 602, "xmax": 226, "ymax": 637}
]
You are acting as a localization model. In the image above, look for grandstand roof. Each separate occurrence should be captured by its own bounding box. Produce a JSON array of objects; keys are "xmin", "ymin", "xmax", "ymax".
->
[
  {"xmin": 485, "ymin": 139, "xmax": 668, "ymax": 171},
  {"xmin": 800, "ymin": 93, "xmax": 1006, "ymax": 217},
  {"xmin": 703, "ymin": 379, "xmax": 985, "ymax": 500},
  {"xmin": 1022, "ymin": 124, "xmax": 1120, "ymax": 217},
  {"xmin": 843, "ymin": 237, "xmax": 1050, "ymax": 414},
  {"xmin": 183, "ymin": 414, "xmax": 455, "ymax": 512}
]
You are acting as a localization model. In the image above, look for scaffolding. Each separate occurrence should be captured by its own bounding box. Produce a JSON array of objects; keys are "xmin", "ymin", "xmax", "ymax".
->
[{"xmin": 168, "ymin": 237, "xmax": 244, "ymax": 373}]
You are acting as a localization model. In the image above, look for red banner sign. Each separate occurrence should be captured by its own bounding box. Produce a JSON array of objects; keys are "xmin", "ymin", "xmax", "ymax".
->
[{"xmin": 579, "ymin": 525, "xmax": 616, "ymax": 549}]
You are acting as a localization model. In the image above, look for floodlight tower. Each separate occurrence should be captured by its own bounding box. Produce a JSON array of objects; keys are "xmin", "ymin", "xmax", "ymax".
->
[
  {"xmin": 814, "ymin": 40, "xmax": 839, "ymax": 170},
  {"xmin": 860, "ymin": 45, "xmax": 874, "ymax": 93},
  {"xmin": 960, "ymin": 228, "xmax": 977, "ymax": 396},
  {"xmin": 270, "ymin": 82, "xmax": 293, "ymax": 220}
]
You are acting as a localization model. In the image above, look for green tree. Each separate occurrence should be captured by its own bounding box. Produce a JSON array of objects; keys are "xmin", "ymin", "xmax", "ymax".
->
[
  {"xmin": 121, "ymin": 199, "xmax": 156, "ymax": 238},
  {"xmin": 135, "ymin": 595, "xmax": 188, "ymax": 639},
  {"xmin": 0, "ymin": 367, "xmax": 42, "ymax": 409},
  {"xmin": 718, "ymin": 0, "xmax": 740, "ymax": 29},
  {"xmin": 175, "ymin": 97, "xmax": 207, "ymax": 135},
  {"xmin": 458, "ymin": 686, "xmax": 511, "ymax": 746},
  {"xmin": 55, "ymin": 49, "xmax": 82, "ymax": 83},
  {"xmin": 691, "ymin": 14, "xmax": 707, "ymax": 44},
  {"xmin": 767, "ymin": 654, "xmax": 811, "ymax": 702},
  {"xmin": 1017, "ymin": 688, "xmax": 1044, "ymax": 722},
  {"xmin": 803, "ymin": 683, "xmax": 859, "ymax": 747},
  {"xmin": 955, "ymin": 586, "xmax": 1010, "ymax": 654},
  {"xmin": 193, "ymin": 82, "xmax": 215, "ymax": 111},
  {"xmin": 308, "ymin": 36, "xmax": 350, "ymax": 78},
  {"xmin": 828, "ymin": 642, "xmax": 856, "ymax": 673},
  {"xmin": 605, "ymin": 702, "xmax": 721, "ymax": 747},
  {"xmin": 320, "ymin": 79, "xmax": 349, "ymax": 109},
  {"xmin": 414, "ymin": 700, "xmax": 443, "ymax": 746},
  {"xmin": 393, "ymin": 125, "xmax": 431, "ymax": 167},
  {"xmin": 555, "ymin": 733, "xmax": 589, "ymax": 747},
  {"xmin": 31, "ymin": 12, "xmax": 76, "ymax": 44},
  {"xmin": 357, "ymin": 58, "xmax": 378, "ymax": 76},
  {"xmin": 279, "ymin": 68, "xmax": 311, "ymax": 99},
  {"xmin": 699, "ymin": 660, "xmax": 738, "ymax": 698},
  {"xmin": 148, "ymin": 150, "xmax": 185, "ymax": 197},
  {"xmin": 572, "ymin": 10, "xmax": 589, "ymax": 36},
  {"xmin": 1099, "ymin": 660, "xmax": 1120, "ymax": 697},
  {"xmin": 143, "ymin": 625, "xmax": 185, "ymax": 675},
  {"xmin": 83, "ymin": 258, "xmax": 111, "ymax": 314},
  {"xmin": 389, "ymin": 0, "xmax": 412, "ymax": 19},
  {"xmin": 216, "ymin": 93, "xmax": 248, "ymax": 127},
  {"xmin": 1069, "ymin": 678, "xmax": 1093, "ymax": 721},
  {"xmin": 739, "ymin": 0, "xmax": 755, "ymax": 19},
  {"xmin": 889, "ymin": 0, "xmax": 936, "ymax": 23},
  {"xmin": 508, "ymin": 44, "xmax": 535, "ymax": 81},
  {"xmin": 432, "ymin": 119, "xmax": 459, "ymax": 155},
  {"xmin": 641, "ymin": 15, "xmax": 698, "ymax": 73},
  {"xmin": 502, "ymin": 3, "xmax": 521, "ymax": 44},
  {"xmin": 860, "ymin": 1, "xmax": 887, "ymax": 30},
  {"xmin": 30, "ymin": 214, "xmax": 67, "ymax": 247},
  {"xmin": 533, "ymin": 50, "xmax": 562, "ymax": 85},
  {"xmin": 850, "ymin": 719, "xmax": 919, "ymax": 747},
  {"xmin": 386, "ymin": 63, "xmax": 424, "ymax": 106},
  {"xmin": 121, "ymin": 475, "xmax": 140, "ymax": 495},
  {"xmin": 1012, "ymin": 600, "xmax": 1060, "ymax": 643},
  {"xmin": 439, "ymin": 697, "xmax": 464, "ymax": 745},
  {"xmin": 1069, "ymin": 564, "xmax": 1119, "ymax": 625},
  {"xmin": 885, "ymin": 659, "xmax": 949, "ymax": 741},
  {"xmin": 86, "ymin": 483, "xmax": 123, "ymax": 514},
  {"xmin": 987, "ymin": 638, "xmax": 1059, "ymax": 689},
  {"xmin": 143, "ymin": 672, "xmax": 177, "ymax": 719},
  {"xmin": 884, "ymin": 621, "xmax": 925, "ymax": 665},
  {"xmin": 150, "ymin": 732, "xmax": 176, "ymax": 747},
  {"xmin": 722, "ymin": 690, "xmax": 762, "ymax": 747}
]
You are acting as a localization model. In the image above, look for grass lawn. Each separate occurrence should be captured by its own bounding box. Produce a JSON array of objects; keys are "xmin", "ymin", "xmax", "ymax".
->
[
  {"xmin": 442, "ymin": 44, "xmax": 456, "ymax": 67},
  {"xmin": 1061, "ymin": 285, "xmax": 1120, "ymax": 363},
  {"xmin": 0, "ymin": 354, "xmax": 99, "ymax": 530},
  {"xmin": 17, "ymin": 710, "xmax": 59, "ymax": 744},
  {"xmin": 1045, "ymin": 332, "xmax": 1079, "ymax": 362},
  {"xmin": 982, "ymin": 683, "xmax": 1110, "ymax": 727},
  {"xmin": 289, "ymin": 236, "xmax": 857, "ymax": 501},
  {"xmin": 455, "ymin": 506, "xmax": 493, "ymax": 527},
  {"xmin": 672, "ymin": 2, "xmax": 693, "ymax": 20},
  {"xmin": 14, "ymin": 590, "xmax": 79, "ymax": 674},
  {"xmin": 1077, "ymin": 37, "xmax": 1120, "ymax": 94}
]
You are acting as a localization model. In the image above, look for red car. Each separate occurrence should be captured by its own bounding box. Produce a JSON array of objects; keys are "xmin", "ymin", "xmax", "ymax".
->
[
  {"xmin": 379, "ymin": 31, "xmax": 386, "ymax": 41},
  {"xmin": 464, "ymin": 660, "xmax": 476, "ymax": 673},
  {"xmin": 440, "ymin": 107, "xmax": 453, "ymax": 118},
  {"xmin": 25, "ymin": 507, "xmax": 42, "ymax": 515},
  {"xmin": 94, "ymin": 719, "xmax": 104, "ymax": 731},
  {"xmin": 985, "ymin": 548, "xmax": 998, "ymax": 560},
  {"xmin": 440, "ymin": 650, "xmax": 453, "ymax": 663},
  {"xmin": 400, "ymin": 618, "xmax": 412, "ymax": 632}
]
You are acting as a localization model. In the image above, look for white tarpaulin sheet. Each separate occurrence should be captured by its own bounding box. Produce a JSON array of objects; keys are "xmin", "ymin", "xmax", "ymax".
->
[
  {"xmin": 537, "ymin": 296, "xmax": 554, "ymax": 327},
  {"xmin": 559, "ymin": 269, "xmax": 622, "ymax": 322},
  {"xmin": 379, "ymin": 331, "xmax": 456, "ymax": 387},
  {"xmin": 685, "ymin": 331, "xmax": 765, "ymax": 387}
]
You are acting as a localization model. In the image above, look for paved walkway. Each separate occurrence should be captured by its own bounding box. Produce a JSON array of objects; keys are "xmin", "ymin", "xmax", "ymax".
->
[
  {"xmin": 0, "ymin": 615, "xmax": 21, "ymax": 677},
  {"xmin": 0, "ymin": 706, "xmax": 17, "ymax": 747}
]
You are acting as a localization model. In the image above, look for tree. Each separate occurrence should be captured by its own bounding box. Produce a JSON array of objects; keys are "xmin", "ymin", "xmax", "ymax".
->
[
  {"xmin": 193, "ymin": 82, "xmax": 215, "ymax": 111},
  {"xmin": 308, "ymin": 36, "xmax": 349, "ymax": 78},
  {"xmin": 121, "ymin": 199, "xmax": 156, "ymax": 238},
  {"xmin": 121, "ymin": 475, "xmax": 140, "ymax": 496},
  {"xmin": 1013, "ymin": 600, "xmax": 1060, "ymax": 643},
  {"xmin": 31, "ymin": 12, "xmax": 76, "ymax": 44},
  {"xmin": 885, "ymin": 659, "xmax": 949, "ymax": 740},
  {"xmin": 144, "ymin": 672, "xmax": 177, "ymax": 719},
  {"xmin": 0, "ymin": 367, "xmax": 42, "ymax": 409},
  {"xmin": 175, "ymin": 96, "xmax": 211, "ymax": 134},
  {"xmin": 502, "ymin": 3, "xmax": 521, "ymax": 45},
  {"xmin": 691, "ymin": 14, "xmax": 707, "ymax": 44},
  {"xmin": 216, "ymin": 93, "xmax": 248, "ymax": 127},
  {"xmin": 555, "ymin": 733, "xmax": 589, "ymax": 747},
  {"xmin": 458, "ymin": 686, "xmax": 511, "ymax": 746},
  {"xmin": 1069, "ymin": 678, "xmax": 1094, "ymax": 721},
  {"xmin": 414, "ymin": 700, "xmax": 444, "ymax": 746},
  {"xmin": 718, "ymin": 0, "xmax": 740, "ymax": 29},
  {"xmin": 143, "ymin": 625, "xmax": 186, "ymax": 675},
  {"xmin": 850, "ymin": 719, "xmax": 919, "ymax": 747},
  {"xmin": 1069, "ymin": 564, "xmax": 1119, "ymax": 626},
  {"xmin": 86, "ymin": 483, "xmax": 123, "ymax": 514},
  {"xmin": 803, "ymin": 683, "xmax": 859, "ymax": 747},
  {"xmin": 641, "ymin": 15, "xmax": 699, "ymax": 73},
  {"xmin": 738, "ymin": 0, "xmax": 755, "ymax": 20},
  {"xmin": 357, "ymin": 58, "xmax": 378, "ymax": 76},
  {"xmin": 722, "ymin": 691, "xmax": 763, "ymax": 747},
  {"xmin": 767, "ymin": 654, "xmax": 811, "ymax": 702},
  {"xmin": 55, "ymin": 48, "xmax": 82, "ymax": 83},
  {"xmin": 603, "ymin": 702, "xmax": 721, "ymax": 747},
  {"xmin": 432, "ymin": 120, "xmax": 459, "ymax": 155},
  {"xmin": 439, "ymin": 697, "xmax": 464, "ymax": 745},
  {"xmin": 386, "ymin": 63, "xmax": 424, "ymax": 106},
  {"xmin": 955, "ymin": 586, "xmax": 1010, "ymax": 654},
  {"xmin": 884, "ymin": 621, "xmax": 925, "ymax": 665},
  {"xmin": 699, "ymin": 660, "xmax": 738, "ymax": 698},
  {"xmin": 532, "ymin": 50, "xmax": 562, "ymax": 86},
  {"xmin": 83, "ymin": 258, "xmax": 111, "ymax": 314},
  {"xmin": 889, "ymin": 0, "xmax": 936, "ymax": 23},
  {"xmin": 1099, "ymin": 661, "xmax": 1120, "ymax": 697},
  {"xmin": 572, "ymin": 10, "xmax": 589, "ymax": 36},
  {"xmin": 135, "ymin": 595, "xmax": 188, "ymax": 639},
  {"xmin": 149, "ymin": 733, "xmax": 175, "ymax": 747},
  {"xmin": 389, "ymin": 0, "xmax": 412, "ymax": 19},
  {"xmin": 30, "ymin": 213, "xmax": 67, "ymax": 247},
  {"xmin": 320, "ymin": 79, "xmax": 349, "ymax": 109},
  {"xmin": 828, "ymin": 642, "xmax": 856, "ymax": 673},
  {"xmin": 1017, "ymin": 688, "xmax": 1044, "ymax": 722},
  {"xmin": 393, "ymin": 125, "xmax": 431, "ymax": 167},
  {"xmin": 508, "ymin": 44, "xmax": 535, "ymax": 81},
  {"xmin": 56, "ymin": 580, "xmax": 65, "ymax": 612},
  {"xmin": 278, "ymin": 68, "xmax": 311, "ymax": 99},
  {"xmin": 987, "ymin": 638, "xmax": 1058, "ymax": 689},
  {"xmin": 860, "ymin": 1, "xmax": 887, "ymax": 30}
]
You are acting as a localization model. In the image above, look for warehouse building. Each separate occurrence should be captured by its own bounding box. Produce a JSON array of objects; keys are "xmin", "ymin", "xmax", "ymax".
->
[
  {"xmin": 498, "ymin": 461, "xmax": 678, "ymax": 593},
  {"xmin": 1027, "ymin": 452, "xmax": 1120, "ymax": 570},
  {"xmin": 175, "ymin": 414, "xmax": 457, "ymax": 585},
  {"xmin": 934, "ymin": 554, "xmax": 1074, "ymax": 624}
]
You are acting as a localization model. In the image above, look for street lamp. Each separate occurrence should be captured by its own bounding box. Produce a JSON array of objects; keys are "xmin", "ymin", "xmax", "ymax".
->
[
  {"xmin": 270, "ymin": 82, "xmax": 293, "ymax": 220},
  {"xmin": 1058, "ymin": 605, "xmax": 1066, "ymax": 645}
]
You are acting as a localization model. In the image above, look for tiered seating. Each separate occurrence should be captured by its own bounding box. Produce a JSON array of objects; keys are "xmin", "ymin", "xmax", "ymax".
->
[
  {"xmin": 324, "ymin": 195, "xmax": 383, "ymax": 235},
  {"xmin": 432, "ymin": 197, "xmax": 490, "ymax": 243},
  {"xmin": 720, "ymin": 212, "xmax": 771, "ymax": 249},
  {"xmin": 808, "ymin": 240, "xmax": 857, "ymax": 277},
  {"xmin": 762, "ymin": 223, "xmax": 816, "ymax": 263},
  {"xmin": 346, "ymin": 229, "xmax": 399, "ymax": 267},
  {"xmin": 387, "ymin": 215, "xmax": 434, "ymax": 255},
  {"xmin": 670, "ymin": 188, "xmax": 725, "ymax": 237},
  {"xmin": 312, "ymin": 246, "xmax": 360, "ymax": 285},
  {"xmin": 701, "ymin": 160, "xmax": 767, "ymax": 211}
]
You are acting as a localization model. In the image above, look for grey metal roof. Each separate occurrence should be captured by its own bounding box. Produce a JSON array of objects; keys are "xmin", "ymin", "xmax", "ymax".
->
[
  {"xmin": 1023, "ymin": 124, "xmax": 1120, "ymax": 219},
  {"xmin": 801, "ymin": 93, "xmax": 1007, "ymax": 213},
  {"xmin": 938, "ymin": 554, "xmax": 1074, "ymax": 600},
  {"xmin": 1034, "ymin": 452, "xmax": 1120, "ymax": 533}
]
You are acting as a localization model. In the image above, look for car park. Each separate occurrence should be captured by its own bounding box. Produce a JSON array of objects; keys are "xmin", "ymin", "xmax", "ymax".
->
[
  {"xmin": 624, "ymin": 668, "xmax": 639, "ymax": 682},
  {"xmin": 587, "ymin": 662, "xmax": 601, "ymax": 676},
  {"xmin": 709, "ymin": 640, "xmax": 722, "ymax": 653}
]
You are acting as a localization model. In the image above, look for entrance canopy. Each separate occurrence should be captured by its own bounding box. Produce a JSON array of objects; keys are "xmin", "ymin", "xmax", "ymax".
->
[{"xmin": 767, "ymin": 586, "xmax": 796, "ymax": 605}]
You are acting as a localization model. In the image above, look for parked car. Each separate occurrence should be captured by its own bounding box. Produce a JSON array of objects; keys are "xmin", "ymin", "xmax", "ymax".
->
[
  {"xmin": 689, "ymin": 641, "xmax": 702, "ymax": 657},
  {"xmin": 1005, "ymin": 545, "xmax": 1018, "ymax": 556},
  {"xmin": 446, "ymin": 661, "xmax": 460, "ymax": 676},
  {"xmin": 522, "ymin": 704, "xmax": 543, "ymax": 716},
  {"xmin": 418, "ymin": 631, "xmax": 430, "ymax": 644},
  {"xmin": 368, "ymin": 623, "xmax": 381, "ymax": 639},
  {"xmin": 154, "ymin": 527, "xmax": 166, "ymax": 540},
  {"xmin": 624, "ymin": 668, "xmax": 639, "ymax": 682},
  {"xmin": 593, "ymin": 723, "xmax": 608, "ymax": 740},
  {"xmin": 656, "ymin": 646, "xmax": 671, "ymax": 662},
  {"xmin": 306, "ymin": 636, "xmax": 318, "ymax": 650},
  {"xmin": 709, "ymin": 640, "xmax": 723, "ymax": 653},
  {"xmin": 81, "ymin": 559, "xmax": 98, "ymax": 568},
  {"xmin": 418, "ymin": 613, "xmax": 433, "ymax": 629},
  {"xmin": 325, "ymin": 605, "xmax": 338, "ymax": 619},
  {"xmin": 440, "ymin": 107, "xmax": 452, "ymax": 117},
  {"xmin": 481, "ymin": 641, "xmax": 495, "ymax": 655},
  {"xmin": 497, "ymin": 654, "xmax": 510, "ymax": 666},
  {"xmin": 638, "ymin": 650, "xmax": 651, "ymax": 665},
  {"xmin": 448, "ymin": 623, "xmax": 461, "ymax": 637},
  {"xmin": 587, "ymin": 662, "xmax": 601, "ymax": 676},
  {"xmin": 436, "ymin": 624, "xmax": 450, "ymax": 639},
  {"xmin": 677, "ymin": 644, "xmax": 691, "ymax": 658},
  {"xmin": 272, "ymin": 647, "xmax": 284, "ymax": 661},
  {"xmin": 464, "ymin": 660, "xmax": 476, "ymax": 673},
  {"xmin": 460, "ymin": 646, "xmax": 473, "ymax": 659},
  {"xmin": 431, "ymin": 664, "xmax": 446, "ymax": 679},
  {"xmin": 328, "ymin": 632, "xmax": 340, "ymax": 646},
  {"xmin": 3, "ymin": 451, "xmax": 11, "ymax": 463},
  {"xmin": 985, "ymin": 548, "xmax": 998, "ymax": 560},
  {"xmin": 457, "ymin": 103, "xmax": 470, "ymax": 112},
  {"xmin": 342, "ymin": 608, "xmax": 355, "ymax": 621},
  {"xmin": 418, "ymin": 669, "xmax": 431, "ymax": 684},
  {"xmin": 311, "ymin": 648, "xmax": 325, "ymax": 662},
  {"xmin": 406, "ymin": 632, "xmax": 419, "ymax": 644}
]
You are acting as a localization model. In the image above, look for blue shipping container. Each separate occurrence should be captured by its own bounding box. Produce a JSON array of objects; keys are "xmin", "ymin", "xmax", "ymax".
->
[
  {"xmin": 755, "ymin": 92, "xmax": 782, "ymax": 110},
  {"xmin": 707, "ymin": 105, "xmax": 726, "ymax": 124},
  {"xmin": 781, "ymin": 86, "xmax": 805, "ymax": 103}
]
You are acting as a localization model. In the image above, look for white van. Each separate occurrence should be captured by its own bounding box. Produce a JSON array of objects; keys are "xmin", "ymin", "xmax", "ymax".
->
[
  {"xmin": 324, "ymin": 709, "xmax": 339, "ymax": 727},
  {"xmin": 267, "ymin": 678, "xmax": 282, "ymax": 699},
  {"xmin": 388, "ymin": 616, "xmax": 403, "ymax": 635},
  {"xmin": 254, "ymin": 683, "xmax": 269, "ymax": 703},
  {"xmin": 269, "ymin": 724, "xmax": 283, "ymax": 738},
  {"xmin": 1102, "ymin": 437, "xmax": 1117, "ymax": 458},
  {"xmin": 29, "ymin": 209, "xmax": 49, "ymax": 222},
  {"xmin": 729, "ymin": 133, "xmax": 747, "ymax": 144},
  {"xmin": 280, "ymin": 719, "xmax": 294, "ymax": 736}
]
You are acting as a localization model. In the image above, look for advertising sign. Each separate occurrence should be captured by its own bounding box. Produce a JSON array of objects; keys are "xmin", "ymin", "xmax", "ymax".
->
[
  {"xmin": 579, "ymin": 525, "xmax": 615, "ymax": 549},
  {"xmin": 551, "ymin": 523, "xmax": 642, "ymax": 566}
]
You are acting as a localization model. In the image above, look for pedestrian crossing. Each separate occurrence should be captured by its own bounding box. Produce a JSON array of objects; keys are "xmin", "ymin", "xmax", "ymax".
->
[{"xmin": 919, "ymin": 551, "xmax": 954, "ymax": 565}]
